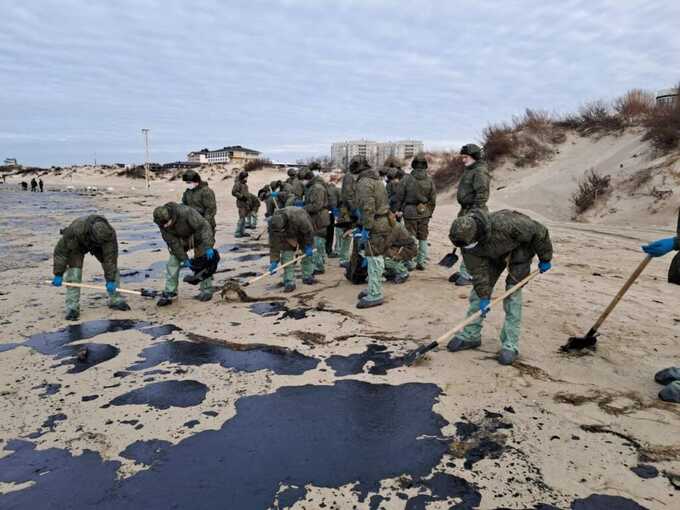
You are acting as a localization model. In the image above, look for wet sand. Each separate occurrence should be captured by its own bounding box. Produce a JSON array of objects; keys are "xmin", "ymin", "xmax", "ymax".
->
[{"xmin": 1, "ymin": 170, "xmax": 679, "ymax": 509}]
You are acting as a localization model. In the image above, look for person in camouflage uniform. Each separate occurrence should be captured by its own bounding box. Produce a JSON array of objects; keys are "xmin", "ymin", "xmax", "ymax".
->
[
  {"xmin": 336, "ymin": 159, "xmax": 359, "ymax": 268},
  {"xmin": 451, "ymin": 143, "xmax": 490, "ymax": 286},
  {"xmin": 395, "ymin": 154, "xmax": 436, "ymax": 270},
  {"xmin": 326, "ymin": 180, "xmax": 341, "ymax": 258},
  {"xmin": 285, "ymin": 168, "xmax": 305, "ymax": 204},
  {"xmin": 300, "ymin": 167, "xmax": 330, "ymax": 274},
  {"xmin": 353, "ymin": 156, "xmax": 391, "ymax": 308},
  {"xmin": 383, "ymin": 219, "xmax": 417, "ymax": 284},
  {"xmin": 245, "ymin": 191, "xmax": 260, "ymax": 229},
  {"xmin": 448, "ymin": 209, "xmax": 553, "ymax": 365},
  {"xmin": 51, "ymin": 215, "xmax": 130, "ymax": 320},
  {"xmin": 268, "ymin": 207, "xmax": 316, "ymax": 292},
  {"xmin": 231, "ymin": 171, "xmax": 251, "ymax": 237},
  {"xmin": 386, "ymin": 167, "xmax": 403, "ymax": 214},
  {"xmin": 181, "ymin": 170, "xmax": 217, "ymax": 233},
  {"xmin": 153, "ymin": 202, "xmax": 216, "ymax": 305}
]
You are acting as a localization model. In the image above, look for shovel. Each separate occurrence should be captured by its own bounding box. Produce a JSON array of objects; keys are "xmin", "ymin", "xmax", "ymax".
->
[
  {"xmin": 403, "ymin": 270, "xmax": 541, "ymax": 366},
  {"xmin": 44, "ymin": 281, "xmax": 159, "ymax": 298},
  {"xmin": 562, "ymin": 255, "xmax": 652, "ymax": 352},
  {"xmin": 438, "ymin": 248, "xmax": 459, "ymax": 268},
  {"xmin": 221, "ymin": 250, "xmax": 313, "ymax": 301}
]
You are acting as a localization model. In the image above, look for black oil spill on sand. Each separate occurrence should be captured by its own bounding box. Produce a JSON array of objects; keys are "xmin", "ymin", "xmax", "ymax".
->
[
  {"xmin": 0, "ymin": 381, "xmax": 481, "ymax": 509},
  {"xmin": 0, "ymin": 320, "xmax": 178, "ymax": 373},
  {"xmin": 571, "ymin": 494, "xmax": 649, "ymax": 509},
  {"xmin": 326, "ymin": 343, "xmax": 406, "ymax": 376},
  {"xmin": 249, "ymin": 302, "xmax": 288, "ymax": 317},
  {"xmin": 107, "ymin": 380, "xmax": 208, "ymax": 410},
  {"xmin": 127, "ymin": 336, "xmax": 319, "ymax": 376}
]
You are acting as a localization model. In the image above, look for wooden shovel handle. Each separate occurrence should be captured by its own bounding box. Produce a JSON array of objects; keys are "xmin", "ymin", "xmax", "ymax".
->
[
  {"xmin": 243, "ymin": 250, "xmax": 312, "ymax": 286},
  {"xmin": 433, "ymin": 270, "xmax": 541, "ymax": 345},
  {"xmin": 590, "ymin": 255, "xmax": 652, "ymax": 333},
  {"xmin": 43, "ymin": 280, "xmax": 142, "ymax": 296}
]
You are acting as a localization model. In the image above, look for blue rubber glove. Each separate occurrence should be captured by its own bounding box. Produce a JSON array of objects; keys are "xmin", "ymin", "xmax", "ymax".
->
[
  {"xmin": 479, "ymin": 298, "xmax": 491, "ymax": 318},
  {"xmin": 52, "ymin": 275, "xmax": 63, "ymax": 287},
  {"xmin": 182, "ymin": 259, "xmax": 192, "ymax": 269},
  {"xmin": 105, "ymin": 281, "xmax": 117, "ymax": 295},
  {"xmin": 268, "ymin": 261, "xmax": 279, "ymax": 275},
  {"xmin": 538, "ymin": 261, "xmax": 552, "ymax": 273},
  {"xmin": 642, "ymin": 237, "xmax": 677, "ymax": 257},
  {"xmin": 361, "ymin": 257, "xmax": 368, "ymax": 269},
  {"xmin": 271, "ymin": 191, "xmax": 279, "ymax": 198},
  {"xmin": 331, "ymin": 208, "xmax": 340, "ymax": 218},
  {"xmin": 304, "ymin": 245, "xmax": 314, "ymax": 257},
  {"xmin": 294, "ymin": 199, "xmax": 304, "ymax": 207},
  {"xmin": 205, "ymin": 248, "xmax": 215, "ymax": 260},
  {"xmin": 360, "ymin": 228, "xmax": 370, "ymax": 242}
]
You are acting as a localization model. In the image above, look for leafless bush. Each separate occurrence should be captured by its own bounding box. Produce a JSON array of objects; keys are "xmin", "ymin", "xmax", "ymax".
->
[
  {"xmin": 572, "ymin": 169, "xmax": 612, "ymax": 214},
  {"xmin": 643, "ymin": 87, "xmax": 680, "ymax": 153},
  {"xmin": 554, "ymin": 113, "xmax": 582, "ymax": 130},
  {"xmin": 514, "ymin": 136, "xmax": 554, "ymax": 168},
  {"xmin": 613, "ymin": 89, "xmax": 655, "ymax": 122},
  {"xmin": 432, "ymin": 152, "xmax": 466, "ymax": 189},
  {"xmin": 482, "ymin": 123, "xmax": 515, "ymax": 168},
  {"xmin": 577, "ymin": 100, "xmax": 625, "ymax": 135},
  {"xmin": 513, "ymin": 109, "xmax": 554, "ymax": 134},
  {"xmin": 244, "ymin": 158, "xmax": 272, "ymax": 172}
]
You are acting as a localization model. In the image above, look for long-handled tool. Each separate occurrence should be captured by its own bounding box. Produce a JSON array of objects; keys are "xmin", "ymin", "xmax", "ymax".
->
[
  {"xmin": 403, "ymin": 270, "xmax": 541, "ymax": 366},
  {"xmin": 221, "ymin": 250, "xmax": 314, "ymax": 301},
  {"xmin": 44, "ymin": 281, "xmax": 159, "ymax": 298},
  {"xmin": 562, "ymin": 255, "xmax": 652, "ymax": 352}
]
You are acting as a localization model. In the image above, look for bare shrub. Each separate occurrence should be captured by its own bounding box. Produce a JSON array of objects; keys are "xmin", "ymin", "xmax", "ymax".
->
[
  {"xmin": 554, "ymin": 113, "xmax": 582, "ymax": 130},
  {"xmin": 613, "ymin": 89, "xmax": 655, "ymax": 121},
  {"xmin": 244, "ymin": 158, "xmax": 272, "ymax": 172},
  {"xmin": 514, "ymin": 136, "xmax": 554, "ymax": 168},
  {"xmin": 513, "ymin": 109, "xmax": 554, "ymax": 134},
  {"xmin": 643, "ymin": 87, "xmax": 680, "ymax": 153},
  {"xmin": 578, "ymin": 100, "xmax": 625, "ymax": 135},
  {"xmin": 482, "ymin": 123, "xmax": 515, "ymax": 168},
  {"xmin": 572, "ymin": 169, "xmax": 612, "ymax": 214},
  {"xmin": 432, "ymin": 152, "xmax": 466, "ymax": 189}
]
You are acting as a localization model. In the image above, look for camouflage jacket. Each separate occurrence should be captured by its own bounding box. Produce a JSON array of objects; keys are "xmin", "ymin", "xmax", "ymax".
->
[
  {"xmin": 182, "ymin": 181, "xmax": 217, "ymax": 230},
  {"xmin": 459, "ymin": 210, "xmax": 553, "ymax": 298},
  {"xmin": 386, "ymin": 179, "xmax": 402, "ymax": 213},
  {"xmin": 269, "ymin": 207, "xmax": 315, "ymax": 261},
  {"xmin": 457, "ymin": 160, "xmax": 490, "ymax": 215},
  {"xmin": 286, "ymin": 177, "xmax": 305, "ymax": 200},
  {"xmin": 53, "ymin": 215, "xmax": 118, "ymax": 281},
  {"xmin": 385, "ymin": 221, "xmax": 417, "ymax": 261},
  {"xmin": 340, "ymin": 172, "xmax": 356, "ymax": 210},
  {"xmin": 157, "ymin": 203, "xmax": 215, "ymax": 261},
  {"xmin": 355, "ymin": 169, "xmax": 390, "ymax": 233},
  {"xmin": 396, "ymin": 168, "xmax": 436, "ymax": 219},
  {"xmin": 326, "ymin": 182, "xmax": 341, "ymax": 209},
  {"xmin": 304, "ymin": 176, "xmax": 330, "ymax": 233}
]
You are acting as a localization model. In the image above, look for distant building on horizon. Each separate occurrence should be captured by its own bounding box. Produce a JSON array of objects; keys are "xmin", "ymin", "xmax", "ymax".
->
[
  {"xmin": 187, "ymin": 145, "xmax": 261, "ymax": 165},
  {"xmin": 656, "ymin": 88, "xmax": 679, "ymax": 106},
  {"xmin": 330, "ymin": 140, "xmax": 423, "ymax": 169},
  {"xmin": 3, "ymin": 158, "xmax": 18, "ymax": 166}
]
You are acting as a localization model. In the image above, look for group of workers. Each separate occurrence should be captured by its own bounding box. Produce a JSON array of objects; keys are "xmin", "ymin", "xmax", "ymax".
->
[{"xmin": 47, "ymin": 145, "xmax": 679, "ymax": 375}]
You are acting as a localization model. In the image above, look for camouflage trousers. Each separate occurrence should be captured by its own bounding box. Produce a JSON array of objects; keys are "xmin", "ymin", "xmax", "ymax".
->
[
  {"xmin": 281, "ymin": 250, "xmax": 314, "ymax": 286},
  {"xmin": 164, "ymin": 255, "xmax": 213, "ymax": 296},
  {"xmin": 458, "ymin": 287, "xmax": 523, "ymax": 352},
  {"xmin": 335, "ymin": 228, "xmax": 351, "ymax": 264},
  {"xmin": 313, "ymin": 236, "xmax": 326, "ymax": 272},
  {"xmin": 64, "ymin": 267, "xmax": 126, "ymax": 313}
]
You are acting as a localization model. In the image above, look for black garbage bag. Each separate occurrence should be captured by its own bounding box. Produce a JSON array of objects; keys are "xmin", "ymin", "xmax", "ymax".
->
[
  {"xmin": 668, "ymin": 252, "xmax": 680, "ymax": 285},
  {"xmin": 183, "ymin": 249, "xmax": 221, "ymax": 285},
  {"xmin": 345, "ymin": 238, "xmax": 367, "ymax": 284}
]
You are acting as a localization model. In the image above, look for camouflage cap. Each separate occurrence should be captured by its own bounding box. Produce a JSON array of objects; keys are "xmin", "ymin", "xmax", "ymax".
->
[
  {"xmin": 349, "ymin": 156, "xmax": 371, "ymax": 174},
  {"xmin": 270, "ymin": 212, "xmax": 287, "ymax": 233},
  {"xmin": 287, "ymin": 168, "xmax": 298, "ymax": 177},
  {"xmin": 450, "ymin": 215, "xmax": 478, "ymax": 246},
  {"xmin": 90, "ymin": 220, "xmax": 115, "ymax": 243},
  {"xmin": 460, "ymin": 143, "xmax": 482, "ymax": 160},
  {"xmin": 411, "ymin": 154, "xmax": 428, "ymax": 170},
  {"xmin": 153, "ymin": 205, "xmax": 172, "ymax": 226},
  {"xmin": 182, "ymin": 169, "xmax": 201, "ymax": 182}
]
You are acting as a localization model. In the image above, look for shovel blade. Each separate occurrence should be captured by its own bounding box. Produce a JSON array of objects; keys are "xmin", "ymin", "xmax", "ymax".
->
[
  {"xmin": 561, "ymin": 333, "xmax": 598, "ymax": 352},
  {"xmin": 403, "ymin": 341, "xmax": 439, "ymax": 366},
  {"xmin": 140, "ymin": 288, "xmax": 159, "ymax": 298},
  {"xmin": 438, "ymin": 252, "xmax": 459, "ymax": 268}
]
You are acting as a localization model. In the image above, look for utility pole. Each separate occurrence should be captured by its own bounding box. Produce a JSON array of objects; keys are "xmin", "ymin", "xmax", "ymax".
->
[{"xmin": 141, "ymin": 128, "xmax": 150, "ymax": 189}]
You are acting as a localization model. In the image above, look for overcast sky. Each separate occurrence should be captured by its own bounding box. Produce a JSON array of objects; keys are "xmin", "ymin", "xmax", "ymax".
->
[{"xmin": 1, "ymin": 0, "xmax": 679, "ymax": 166}]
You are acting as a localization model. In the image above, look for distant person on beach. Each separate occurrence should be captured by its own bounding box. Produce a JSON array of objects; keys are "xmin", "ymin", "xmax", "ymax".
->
[
  {"xmin": 21, "ymin": 181, "xmax": 28, "ymax": 191},
  {"xmin": 30, "ymin": 177, "xmax": 38, "ymax": 192},
  {"xmin": 39, "ymin": 178, "xmax": 44, "ymax": 192}
]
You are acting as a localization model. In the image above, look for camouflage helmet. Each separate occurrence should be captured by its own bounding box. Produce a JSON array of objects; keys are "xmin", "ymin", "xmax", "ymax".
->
[
  {"xmin": 411, "ymin": 154, "xmax": 428, "ymax": 170},
  {"xmin": 90, "ymin": 220, "xmax": 115, "ymax": 243},
  {"xmin": 460, "ymin": 143, "xmax": 482, "ymax": 161},
  {"xmin": 238, "ymin": 170, "xmax": 248, "ymax": 181},
  {"xmin": 450, "ymin": 215, "xmax": 478, "ymax": 247},
  {"xmin": 287, "ymin": 168, "xmax": 298, "ymax": 177},
  {"xmin": 349, "ymin": 156, "xmax": 371, "ymax": 174},
  {"xmin": 270, "ymin": 212, "xmax": 287, "ymax": 233},
  {"xmin": 182, "ymin": 169, "xmax": 201, "ymax": 183},
  {"xmin": 153, "ymin": 205, "xmax": 172, "ymax": 226},
  {"xmin": 298, "ymin": 168, "xmax": 313, "ymax": 181}
]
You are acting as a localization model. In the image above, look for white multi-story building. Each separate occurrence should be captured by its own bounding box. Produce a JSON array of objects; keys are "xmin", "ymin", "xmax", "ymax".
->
[
  {"xmin": 331, "ymin": 140, "xmax": 424, "ymax": 168},
  {"xmin": 656, "ymin": 88, "xmax": 679, "ymax": 106},
  {"xmin": 187, "ymin": 146, "xmax": 261, "ymax": 165}
]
